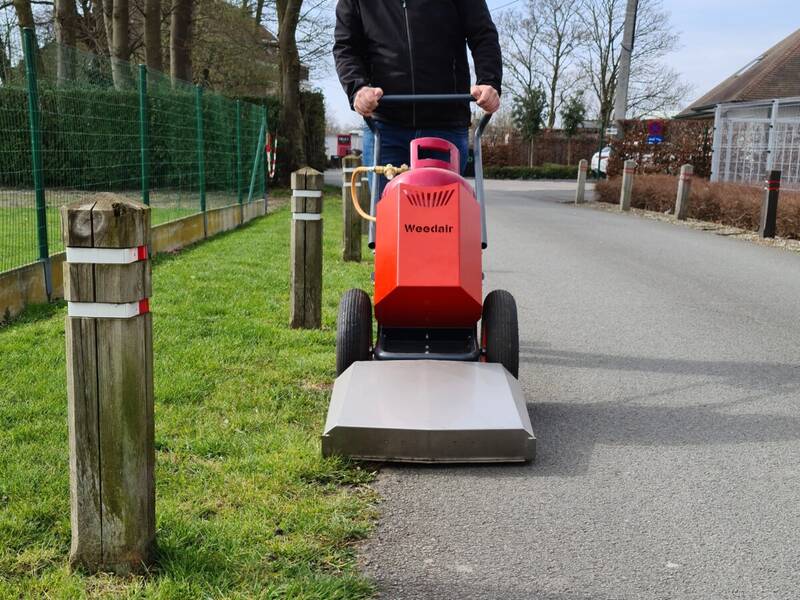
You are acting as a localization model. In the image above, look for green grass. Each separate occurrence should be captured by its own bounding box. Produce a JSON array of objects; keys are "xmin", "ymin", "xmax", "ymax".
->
[
  {"xmin": 0, "ymin": 188, "xmax": 261, "ymax": 272},
  {"xmin": 0, "ymin": 191, "xmax": 378, "ymax": 598}
]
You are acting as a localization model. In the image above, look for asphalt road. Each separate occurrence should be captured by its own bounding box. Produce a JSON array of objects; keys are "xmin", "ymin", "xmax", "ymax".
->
[{"xmin": 360, "ymin": 182, "xmax": 800, "ymax": 599}]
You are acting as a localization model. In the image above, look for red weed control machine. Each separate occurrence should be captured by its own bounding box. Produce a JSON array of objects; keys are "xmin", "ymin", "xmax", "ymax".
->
[{"xmin": 322, "ymin": 95, "xmax": 535, "ymax": 463}]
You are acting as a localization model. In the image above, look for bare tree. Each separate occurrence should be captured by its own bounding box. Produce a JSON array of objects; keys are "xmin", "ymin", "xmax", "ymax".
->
[
  {"xmin": 170, "ymin": 0, "xmax": 192, "ymax": 82},
  {"xmin": 497, "ymin": 6, "xmax": 541, "ymax": 98},
  {"xmin": 276, "ymin": 0, "xmax": 305, "ymax": 172},
  {"xmin": 579, "ymin": 0, "xmax": 688, "ymax": 130},
  {"xmin": 55, "ymin": 0, "xmax": 77, "ymax": 83},
  {"xmin": 537, "ymin": 0, "xmax": 582, "ymax": 128},
  {"xmin": 143, "ymin": 0, "xmax": 160, "ymax": 70}
]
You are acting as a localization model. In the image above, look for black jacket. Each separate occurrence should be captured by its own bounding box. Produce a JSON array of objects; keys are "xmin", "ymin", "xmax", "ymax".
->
[{"xmin": 333, "ymin": 0, "xmax": 502, "ymax": 128}]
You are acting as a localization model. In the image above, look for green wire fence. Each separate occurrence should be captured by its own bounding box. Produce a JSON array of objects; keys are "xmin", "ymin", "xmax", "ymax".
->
[{"xmin": 0, "ymin": 28, "xmax": 267, "ymax": 274}]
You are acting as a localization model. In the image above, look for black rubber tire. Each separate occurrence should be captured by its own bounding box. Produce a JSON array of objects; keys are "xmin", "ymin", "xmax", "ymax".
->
[
  {"xmin": 336, "ymin": 289, "xmax": 373, "ymax": 376},
  {"xmin": 481, "ymin": 289, "xmax": 520, "ymax": 378}
]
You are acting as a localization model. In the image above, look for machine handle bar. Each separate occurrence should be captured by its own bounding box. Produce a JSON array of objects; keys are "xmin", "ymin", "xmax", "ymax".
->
[{"xmin": 365, "ymin": 94, "xmax": 491, "ymax": 250}]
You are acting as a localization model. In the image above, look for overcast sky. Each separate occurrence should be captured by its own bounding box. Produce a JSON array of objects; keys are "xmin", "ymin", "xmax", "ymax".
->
[{"xmin": 316, "ymin": 0, "xmax": 799, "ymax": 129}]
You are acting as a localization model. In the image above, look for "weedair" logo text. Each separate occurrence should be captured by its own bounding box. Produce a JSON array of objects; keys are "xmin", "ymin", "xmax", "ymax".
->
[{"xmin": 404, "ymin": 224, "xmax": 454, "ymax": 234}]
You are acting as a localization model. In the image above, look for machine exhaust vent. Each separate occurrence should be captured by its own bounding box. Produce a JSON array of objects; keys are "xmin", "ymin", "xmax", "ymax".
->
[{"xmin": 403, "ymin": 188, "xmax": 454, "ymax": 208}]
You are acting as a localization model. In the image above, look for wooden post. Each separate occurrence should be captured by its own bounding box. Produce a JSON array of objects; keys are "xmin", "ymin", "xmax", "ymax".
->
[
  {"xmin": 360, "ymin": 171, "xmax": 370, "ymax": 234},
  {"xmin": 61, "ymin": 193, "xmax": 155, "ymax": 575},
  {"xmin": 291, "ymin": 167, "xmax": 324, "ymax": 328},
  {"xmin": 760, "ymin": 170, "xmax": 781, "ymax": 239},
  {"xmin": 575, "ymin": 159, "xmax": 588, "ymax": 204},
  {"xmin": 675, "ymin": 164, "xmax": 694, "ymax": 220},
  {"xmin": 619, "ymin": 160, "xmax": 636, "ymax": 211},
  {"xmin": 341, "ymin": 155, "xmax": 362, "ymax": 262}
]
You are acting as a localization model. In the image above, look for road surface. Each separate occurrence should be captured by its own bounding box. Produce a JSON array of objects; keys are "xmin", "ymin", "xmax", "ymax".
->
[{"xmin": 360, "ymin": 182, "xmax": 800, "ymax": 599}]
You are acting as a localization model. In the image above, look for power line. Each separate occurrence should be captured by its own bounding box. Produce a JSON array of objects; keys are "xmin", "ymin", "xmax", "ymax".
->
[{"xmin": 491, "ymin": 0, "xmax": 523, "ymax": 12}]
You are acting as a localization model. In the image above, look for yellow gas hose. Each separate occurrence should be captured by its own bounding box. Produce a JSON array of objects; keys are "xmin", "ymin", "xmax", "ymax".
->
[{"xmin": 350, "ymin": 164, "xmax": 409, "ymax": 223}]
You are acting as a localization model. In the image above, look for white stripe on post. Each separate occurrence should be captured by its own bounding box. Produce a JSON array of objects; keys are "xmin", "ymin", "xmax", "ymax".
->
[
  {"xmin": 293, "ymin": 190, "xmax": 323, "ymax": 198},
  {"xmin": 66, "ymin": 245, "xmax": 148, "ymax": 264},
  {"xmin": 67, "ymin": 298, "xmax": 150, "ymax": 319}
]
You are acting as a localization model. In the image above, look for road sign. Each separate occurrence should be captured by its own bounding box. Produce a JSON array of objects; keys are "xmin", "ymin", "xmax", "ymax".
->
[
  {"xmin": 647, "ymin": 120, "xmax": 665, "ymax": 144},
  {"xmin": 605, "ymin": 127, "xmax": 619, "ymax": 137}
]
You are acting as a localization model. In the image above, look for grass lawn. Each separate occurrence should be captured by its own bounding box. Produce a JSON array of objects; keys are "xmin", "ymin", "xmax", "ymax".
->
[
  {"xmin": 0, "ymin": 188, "xmax": 257, "ymax": 272},
  {"xmin": 0, "ymin": 189, "xmax": 378, "ymax": 598}
]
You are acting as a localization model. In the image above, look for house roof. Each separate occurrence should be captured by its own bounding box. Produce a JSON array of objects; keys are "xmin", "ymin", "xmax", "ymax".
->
[{"xmin": 676, "ymin": 28, "xmax": 800, "ymax": 118}]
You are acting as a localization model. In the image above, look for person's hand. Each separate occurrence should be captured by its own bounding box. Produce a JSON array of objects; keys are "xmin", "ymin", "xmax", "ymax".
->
[
  {"xmin": 354, "ymin": 86, "xmax": 384, "ymax": 117},
  {"xmin": 471, "ymin": 85, "xmax": 500, "ymax": 114}
]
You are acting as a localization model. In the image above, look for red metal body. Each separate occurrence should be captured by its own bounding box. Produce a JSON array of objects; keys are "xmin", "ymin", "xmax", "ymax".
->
[{"xmin": 374, "ymin": 138, "xmax": 482, "ymax": 328}]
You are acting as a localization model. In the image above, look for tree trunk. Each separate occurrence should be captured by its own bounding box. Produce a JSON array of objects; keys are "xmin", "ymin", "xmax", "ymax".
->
[
  {"xmin": 528, "ymin": 138, "xmax": 534, "ymax": 168},
  {"xmin": 254, "ymin": 0, "xmax": 266, "ymax": 29},
  {"xmin": 170, "ymin": 0, "xmax": 193, "ymax": 84},
  {"xmin": 276, "ymin": 0, "xmax": 306, "ymax": 177},
  {"xmin": 102, "ymin": 0, "xmax": 113, "ymax": 52},
  {"xmin": 0, "ymin": 30, "xmax": 10, "ymax": 84},
  {"xmin": 144, "ymin": 0, "xmax": 162, "ymax": 71},
  {"xmin": 55, "ymin": 0, "xmax": 78, "ymax": 84},
  {"xmin": 566, "ymin": 137, "xmax": 572, "ymax": 165},
  {"xmin": 12, "ymin": 0, "xmax": 35, "ymax": 29},
  {"xmin": 110, "ymin": 0, "xmax": 133, "ymax": 89}
]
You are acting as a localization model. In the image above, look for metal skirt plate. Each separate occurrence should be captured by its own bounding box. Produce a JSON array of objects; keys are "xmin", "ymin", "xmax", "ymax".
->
[{"xmin": 322, "ymin": 360, "xmax": 536, "ymax": 463}]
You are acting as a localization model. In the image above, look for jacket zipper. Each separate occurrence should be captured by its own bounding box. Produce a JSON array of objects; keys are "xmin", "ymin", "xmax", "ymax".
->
[{"xmin": 402, "ymin": 0, "xmax": 416, "ymax": 126}]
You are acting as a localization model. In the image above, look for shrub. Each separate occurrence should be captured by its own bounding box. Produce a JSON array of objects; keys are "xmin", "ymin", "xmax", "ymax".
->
[
  {"xmin": 596, "ymin": 174, "xmax": 800, "ymax": 239},
  {"xmin": 484, "ymin": 164, "xmax": 578, "ymax": 180},
  {"xmin": 606, "ymin": 119, "xmax": 714, "ymax": 179}
]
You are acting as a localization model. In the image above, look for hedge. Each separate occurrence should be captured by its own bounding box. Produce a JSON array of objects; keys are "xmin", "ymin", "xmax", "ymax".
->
[
  {"xmin": 484, "ymin": 164, "xmax": 579, "ymax": 180},
  {"xmin": 596, "ymin": 174, "xmax": 800, "ymax": 239}
]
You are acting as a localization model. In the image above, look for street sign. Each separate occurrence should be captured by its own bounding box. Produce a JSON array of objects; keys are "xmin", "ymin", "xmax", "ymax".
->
[
  {"xmin": 605, "ymin": 127, "xmax": 619, "ymax": 137},
  {"xmin": 647, "ymin": 120, "xmax": 665, "ymax": 145}
]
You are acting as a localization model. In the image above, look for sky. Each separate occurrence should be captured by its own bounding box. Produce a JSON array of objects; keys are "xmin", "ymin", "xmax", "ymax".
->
[{"xmin": 315, "ymin": 0, "xmax": 799, "ymax": 129}]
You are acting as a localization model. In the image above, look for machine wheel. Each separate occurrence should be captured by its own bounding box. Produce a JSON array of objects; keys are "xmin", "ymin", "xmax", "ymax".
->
[
  {"xmin": 481, "ymin": 290, "xmax": 519, "ymax": 378},
  {"xmin": 336, "ymin": 289, "xmax": 373, "ymax": 376}
]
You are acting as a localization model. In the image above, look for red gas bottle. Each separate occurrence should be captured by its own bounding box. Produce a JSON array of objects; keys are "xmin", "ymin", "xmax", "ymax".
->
[{"xmin": 374, "ymin": 137, "xmax": 482, "ymax": 328}]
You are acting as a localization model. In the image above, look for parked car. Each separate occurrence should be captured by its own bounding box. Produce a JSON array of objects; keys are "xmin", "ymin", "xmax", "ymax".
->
[{"xmin": 591, "ymin": 146, "xmax": 612, "ymax": 175}]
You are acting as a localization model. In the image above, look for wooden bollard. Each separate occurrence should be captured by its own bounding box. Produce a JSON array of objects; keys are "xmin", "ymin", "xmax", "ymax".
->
[
  {"xmin": 360, "ymin": 171, "xmax": 370, "ymax": 235},
  {"xmin": 619, "ymin": 160, "xmax": 636, "ymax": 211},
  {"xmin": 675, "ymin": 164, "xmax": 693, "ymax": 220},
  {"xmin": 575, "ymin": 159, "xmax": 589, "ymax": 204},
  {"xmin": 291, "ymin": 167, "xmax": 324, "ymax": 328},
  {"xmin": 61, "ymin": 193, "xmax": 155, "ymax": 575},
  {"xmin": 341, "ymin": 155, "xmax": 362, "ymax": 262},
  {"xmin": 760, "ymin": 169, "xmax": 781, "ymax": 239}
]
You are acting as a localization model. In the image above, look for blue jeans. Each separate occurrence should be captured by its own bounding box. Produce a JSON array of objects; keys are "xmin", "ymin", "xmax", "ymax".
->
[{"xmin": 362, "ymin": 121, "xmax": 469, "ymax": 196}]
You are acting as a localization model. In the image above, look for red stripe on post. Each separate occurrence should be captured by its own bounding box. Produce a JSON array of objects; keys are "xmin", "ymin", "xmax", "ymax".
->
[
  {"xmin": 138, "ymin": 298, "xmax": 150, "ymax": 315},
  {"xmin": 137, "ymin": 245, "xmax": 148, "ymax": 261}
]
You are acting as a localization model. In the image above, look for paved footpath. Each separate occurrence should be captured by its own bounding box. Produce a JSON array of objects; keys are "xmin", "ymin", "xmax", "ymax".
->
[{"xmin": 360, "ymin": 182, "xmax": 800, "ymax": 599}]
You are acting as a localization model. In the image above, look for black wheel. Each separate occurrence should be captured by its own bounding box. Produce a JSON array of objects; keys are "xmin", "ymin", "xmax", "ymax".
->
[
  {"xmin": 481, "ymin": 289, "xmax": 519, "ymax": 378},
  {"xmin": 336, "ymin": 289, "xmax": 372, "ymax": 376}
]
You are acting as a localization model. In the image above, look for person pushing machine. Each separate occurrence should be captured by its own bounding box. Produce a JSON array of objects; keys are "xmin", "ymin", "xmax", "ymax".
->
[{"xmin": 333, "ymin": 0, "xmax": 503, "ymax": 175}]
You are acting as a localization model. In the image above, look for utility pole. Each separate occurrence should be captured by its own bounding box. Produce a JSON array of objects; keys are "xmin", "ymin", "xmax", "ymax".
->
[{"xmin": 613, "ymin": 0, "xmax": 639, "ymax": 137}]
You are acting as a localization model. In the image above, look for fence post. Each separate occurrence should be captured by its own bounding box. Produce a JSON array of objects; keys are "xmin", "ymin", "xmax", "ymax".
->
[
  {"xmin": 575, "ymin": 159, "xmax": 588, "ymax": 204},
  {"xmin": 360, "ymin": 171, "xmax": 370, "ymax": 234},
  {"xmin": 61, "ymin": 194, "xmax": 155, "ymax": 575},
  {"xmin": 262, "ymin": 104, "xmax": 269, "ymax": 205},
  {"xmin": 760, "ymin": 170, "xmax": 781, "ymax": 239},
  {"xmin": 619, "ymin": 160, "xmax": 636, "ymax": 211},
  {"xmin": 341, "ymin": 155, "xmax": 362, "ymax": 262},
  {"xmin": 22, "ymin": 27, "xmax": 51, "ymax": 296},
  {"xmin": 236, "ymin": 100, "xmax": 243, "ymax": 210},
  {"xmin": 674, "ymin": 164, "xmax": 693, "ymax": 220},
  {"xmin": 291, "ymin": 168, "xmax": 323, "ymax": 329},
  {"xmin": 138, "ymin": 65, "xmax": 150, "ymax": 206},
  {"xmin": 195, "ymin": 85, "xmax": 206, "ymax": 233}
]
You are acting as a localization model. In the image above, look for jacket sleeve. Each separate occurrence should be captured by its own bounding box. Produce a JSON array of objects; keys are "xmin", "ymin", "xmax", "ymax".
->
[
  {"xmin": 457, "ymin": 0, "xmax": 503, "ymax": 95},
  {"xmin": 333, "ymin": 0, "xmax": 370, "ymax": 109}
]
